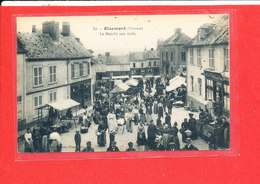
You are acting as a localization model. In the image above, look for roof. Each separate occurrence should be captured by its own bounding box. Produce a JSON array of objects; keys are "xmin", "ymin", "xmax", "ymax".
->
[
  {"xmin": 187, "ymin": 15, "xmax": 229, "ymax": 47},
  {"xmin": 145, "ymin": 49, "xmax": 159, "ymax": 59},
  {"xmin": 163, "ymin": 32, "xmax": 192, "ymax": 45},
  {"xmin": 129, "ymin": 51, "xmax": 145, "ymax": 61},
  {"xmin": 17, "ymin": 39, "xmax": 27, "ymax": 54},
  {"xmin": 48, "ymin": 99, "xmax": 80, "ymax": 111},
  {"xmin": 107, "ymin": 55, "xmax": 129, "ymax": 65},
  {"xmin": 17, "ymin": 32, "xmax": 92, "ymax": 60},
  {"xmin": 96, "ymin": 54, "xmax": 129, "ymax": 65}
]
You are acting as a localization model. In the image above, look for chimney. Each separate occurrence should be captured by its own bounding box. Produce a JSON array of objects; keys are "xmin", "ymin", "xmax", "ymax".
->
[
  {"xmin": 174, "ymin": 28, "xmax": 182, "ymax": 37},
  {"xmin": 105, "ymin": 52, "xmax": 110, "ymax": 57},
  {"xmin": 151, "ymin": 48, "xmax": 154, "ymax": 51},
  {"xmin": 42, "ymin": 21, "xmax": 59, "ymax": 42},
  {"xmin": 32, "ymin": 25, "xmax": 36, "ymax": 33},
  {"xmin": 61, "ymin": 22, "xmax": 70, "ymax": 36}
]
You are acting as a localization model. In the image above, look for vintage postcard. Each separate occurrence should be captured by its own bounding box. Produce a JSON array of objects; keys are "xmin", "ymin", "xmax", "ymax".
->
[{"xmin": 16, "ymin": 14, "xmax": 231, "ymax": 157}]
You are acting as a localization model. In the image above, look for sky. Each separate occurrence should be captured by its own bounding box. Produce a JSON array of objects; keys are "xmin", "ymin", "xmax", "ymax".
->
[{"xmin": 17, "ymin": 14, "xmax": 223, "ymax": 56}]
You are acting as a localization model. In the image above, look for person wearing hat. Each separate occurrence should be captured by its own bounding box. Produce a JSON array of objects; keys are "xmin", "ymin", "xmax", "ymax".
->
[
  {"xmin": 181, "ymin": 138, "xmax": 199, "ymax": 151},
  {"xmin": 188, "ymin": 113, "xmax": 198, "ymax": 140},
  {"xmin": 82, "ymin": 141, "xmax": 95, "ymax": 152},
  {"xmin": 170, "ymin": 122, "xmax": 180, "ymax": 150},
  {"xmin": 106, "ymin": 141, "xmax": 120, "ymax": 152},
  {"xmin": 125, "ymin": 142, "xmax": 136, "ymax": 151},
  {"xmin": 24, "ymin": 128, "xmax": 34, "ymax": 153},
  {"xmin": 147, "ymin": 120, "xmax": 157, "ymax": 150},
  {"xmin": 137, "ymin": 125, "xmax": 147, "ymax": 151},
  {"xmin": 74, "ymin": 129, "xmax": 81, "ymax": 152}
]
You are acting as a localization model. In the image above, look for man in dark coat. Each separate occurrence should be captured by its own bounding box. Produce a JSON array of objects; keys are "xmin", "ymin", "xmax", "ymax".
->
[
  {"xmin": 165, "ymin": 112, "xmax": 171, "ymax": 128},
  {"xmin": 74, "ymin": 130, "xmax": 81, "ymax": 152},
  {"xmin": 107, "ymin": 141, "xmax": 120, "ymax": 152},
  {"xmin": 125, "ymin": 142, "xmax": 136, "ymax": 151},
  {"xmin": 147, "ymin": 120, "xmax": 157, "ymax": 150},
  {"xmin": 181, "ymin": 138, "xmax": 199, "ymax": 151},
  {"xmin": 188, "ymin": 113, "xmax": 198, "ymax": 140}
]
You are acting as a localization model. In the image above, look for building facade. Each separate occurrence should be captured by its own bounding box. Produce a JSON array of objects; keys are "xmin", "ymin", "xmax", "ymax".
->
[
  {"xmin": 129, "ymin": 48, "xmax": 160, "ymax": 78},
  {"xmin": 158, "ymin": 28, "xmax": 191, "ymax": 79},
  {"xmin": 186, "ymin": 15, "xmax": 230, "ymax": 118},
  {"xmin": 17, "ymin": 21, "xmax": 94, "ymax": 127},
  {"xmin": 95, "ymin": 52, "xmax": 130, "ymax": 80}
]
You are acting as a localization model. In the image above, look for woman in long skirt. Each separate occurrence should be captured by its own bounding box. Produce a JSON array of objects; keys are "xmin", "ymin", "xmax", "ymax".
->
[
  {"xmin": 162, "ymin": 124, "xmax": 171, "ymax": 150},
  {"xmin": 97, "ymin": 122, "xmax": 106, "ymax": 147}
]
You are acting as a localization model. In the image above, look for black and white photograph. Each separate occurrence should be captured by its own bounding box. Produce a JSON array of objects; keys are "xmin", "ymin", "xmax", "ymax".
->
[{"xmin": 16, "ymin": 14, "xmax": 230, "ymax": 154}]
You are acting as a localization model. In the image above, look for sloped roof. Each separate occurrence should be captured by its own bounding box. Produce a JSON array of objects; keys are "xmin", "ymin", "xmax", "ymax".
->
[
  {"xmin": 17, "ymin": 32, "xmax": 92, "ymax": 60},
  {"xmin": 145, "ymin": 49, "xmax": 159, "ymax": 59},
  {"xmin": 107, "ymin": 55, "xmax": 129, "ymax": 65},
  {"xmin": 129, "ymin": 51, "xmax": 145, "ymax": 61},
  {"xmin": 17, "ymin": 39, "xmax": 27, "ymax": 54},
  {"xmin": 163, "ymin": 32, "xmax": 192, "ymax": 45},
  {"xmin": 187, "ymin": 15, "xmax": 229, "ymax": 47}
]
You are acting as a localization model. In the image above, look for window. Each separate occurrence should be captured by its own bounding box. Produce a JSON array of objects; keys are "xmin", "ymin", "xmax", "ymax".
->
[
  {"xmin": 190, "ymin": 49, "xmax": 194, "ymax": 65},
  {"xmin": 224, "ymin": 84, "xmax": 230, "ymax": 110},
  {"xmin": 209, "ymin": 48, "xmax": 215, "ymax": 68},
  {"xmin": 181, "ymin": 52, "xmax": 186, "ymax": 61},
  {"xmin": 161, "ymin": 52, "xmax": 164, "ymax": 60},
  {"xmin": 133, "ymin": 63, "xmax": 136, "ymax": 68},
  {"xmin": 79, "ymin": 63, "xmax": 83, "ymax": 76},
  {"xmin": 149, "ymin": 61, "xmax": 151, "ymax": 67},
  {"xmin": 207, "ymin": 79, "xmax": 213, "ymax": 87},
  {"xmin": 33, "ymin": 95, "xmax": 43, "ymax": 117},
  {"xmin": 71, "ymin": 64, "xmax": 75, "ymax": 78},
  {"xmin": 191, "ymin": 76, "xmax": 194, "ymax": 92},
  {"xmin": 49, "ymin": 65, "xmax": 56, "ymax": 83},
  {"xmin": 154, "ymin": 61, "xmax": 156, "ymax": 66},
  {"xmin": 224, "ymin": 48, "xmax": 229, "ymax": 71},
  {"xmin": 83, "ymin": 62, "xmax": 87, "ymax": 76},
  {"xmin": 141, "ymin": 63, "xmax": 144, "ymax": 68},
  {"xmin": 197, "ymin": 48, "xmax": 201, "ymax": 66},
  {"xmin": 17, "ymin": 96, "xmax": 22, "ymax": 102},
  {"xmin": 171, "ymin": 52, "xmax": 173, "ymax": 61},
  {"xmin": 33, "ymin": 66, "xmax": 43, "ymax": 87},
  {"xmin": 198, "ymin": 78, "xmax": 202, "ymax": 96},
  {"xmin": 166, "ymin": 52, "xmax": 169, "ymax": 61},
  {"xmin": 206, "ymin": 79, "xmax": 214, "ymax": 100},
  {"xmin": 49, "ymin": 91, "xmax": 57, "ymax": 103},
  {"xmin": 87, "ymin": 62, "xmax": 90, "ymax": 75}
]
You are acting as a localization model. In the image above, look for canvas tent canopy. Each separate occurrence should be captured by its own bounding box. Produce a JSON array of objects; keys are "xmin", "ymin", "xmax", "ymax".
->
[
  {"xmin": 48, "ymin": 99, "xmax": 80, "ymax": 111},
  {"xmin": 166, "ymin": 76, "xmax": 186, "ymax": 92},
  {"xmin": 114, "ymin": 80, "xmax": 123, "ymax": 86},
  {"xmin": 125, "ymin": 78, "xmax": 138, "ymax": 87},
  {"xmin": 110, "ymin": 83, "xmax": 130, "ymax": 94}
]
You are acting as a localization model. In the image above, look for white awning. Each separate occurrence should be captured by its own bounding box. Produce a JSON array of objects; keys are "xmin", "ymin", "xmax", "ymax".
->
[
  {"xmin": 48, "ymin": 99, "xmax": 80, "ymax": 111},
  {"xmin": 112, "ymin": 75, "xmax": 129, "ymax": 79},
  {"xmin": 132, "ymin": 75, "xmax": 143, "ymax": 78},
  {"xmin": 166, "ymin": 76, "xmax": 186, "ymax": 92},
  {"xmin": 125, "ymin": 78, "xmax": 138, "ymax": 86},
  {"xmin": 110, "ymin": 83, "xmax": 130, "ymax": 94}
]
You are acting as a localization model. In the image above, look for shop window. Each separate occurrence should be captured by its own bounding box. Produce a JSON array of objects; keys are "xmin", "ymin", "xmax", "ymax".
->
[
  {"xmin": 33, "ymin": 94, "xmax": 43, "ymax": 117},
  {"xmin": 197, "ymin": 48, "xmax": 201, "ymax": 66},
  {"xmin": 224, "ymin": 48, "xmax": 229, "ymax": 72},
  {"xmin": 33, "ymin": 66, "xmax": 43, "ymax": 87},
  {"xmin": 209, "ymin": 48, "xmax": 215, "ymax": 68},
  {"xmin": 190, "ymin": 49, "xmax": 194, "ymax": 65}
]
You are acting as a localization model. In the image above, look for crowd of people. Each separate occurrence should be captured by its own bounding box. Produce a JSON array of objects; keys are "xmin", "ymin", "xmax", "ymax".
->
[{"xmin": 23, "ymin": 76, "xmax": 229, "ymax": 153}]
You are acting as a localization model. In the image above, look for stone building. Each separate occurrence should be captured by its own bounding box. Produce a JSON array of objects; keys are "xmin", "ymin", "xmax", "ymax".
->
[
  {"xmin": 158, "ymin": 28, "xmax": 191, "ymax": 79},
  {"xmin": 17, "ymin": 21, "xmax": 94, "ymax": 127},
  {"xmin": 186, "ymin": 15, "xmax": 230, "ymax": 118}
]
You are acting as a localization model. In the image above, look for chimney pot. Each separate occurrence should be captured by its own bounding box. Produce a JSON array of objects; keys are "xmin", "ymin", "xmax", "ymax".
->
[
  {"xmin": 32, "ymin": 25, "xmax": 36, "ymax": 33},
  {"xmin": 105, "ymin": 52, "xmax": 110, "ymax": 57},
  {"xmin": 62, "ymin": 22, "xmax": 70, "ymax": 36},
  {"xmin": 42, "ymin": 21, "xmax": 59, "ymax": 42}
]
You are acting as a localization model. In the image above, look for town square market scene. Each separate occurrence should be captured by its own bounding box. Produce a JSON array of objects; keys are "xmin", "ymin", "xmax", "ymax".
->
[{"xmin": 17, "ymin": 14, "xmax": 230, "ymax": 153}]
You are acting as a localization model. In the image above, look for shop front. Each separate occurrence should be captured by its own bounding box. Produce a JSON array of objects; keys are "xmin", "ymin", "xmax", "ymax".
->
[
  {"xmin": 204, "ymin": 70, "xmax": 230, "ymax": 118},
  {"xmin": 70, "ymin": 79, "xmax": 92, "ymax": 108}
]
